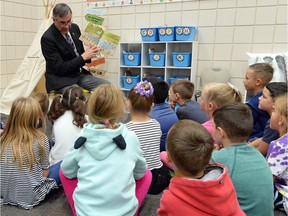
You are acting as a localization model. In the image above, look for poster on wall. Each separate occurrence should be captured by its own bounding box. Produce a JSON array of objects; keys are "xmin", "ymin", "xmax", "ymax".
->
[{"xmin": 86, "ymin": 0, "xmax": 185, "ymax": 8}]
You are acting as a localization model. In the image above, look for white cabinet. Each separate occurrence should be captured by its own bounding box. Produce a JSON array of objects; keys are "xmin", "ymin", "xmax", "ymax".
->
[{"xmin": 119, "ymin": 41, "xmax": 198, "ymax": 90}]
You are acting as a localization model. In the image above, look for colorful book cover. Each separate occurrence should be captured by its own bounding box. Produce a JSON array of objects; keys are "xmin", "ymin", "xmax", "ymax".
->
[{"xmin": 80, "ymin": 21, "xmax": 120, "ymax": 56}]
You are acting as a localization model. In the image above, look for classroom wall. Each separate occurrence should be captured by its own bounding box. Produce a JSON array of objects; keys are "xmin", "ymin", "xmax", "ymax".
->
[{"xmin": 1, "ymin": 0, "xmax": 287, "ymax": 98}]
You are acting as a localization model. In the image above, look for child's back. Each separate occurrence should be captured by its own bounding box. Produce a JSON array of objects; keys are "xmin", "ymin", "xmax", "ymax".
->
[
  {"xmin": 126, "ymin": 80, "xmax": 171, "ymax": 194},
  {"xmin": 48, "ymin": 86, "xmax": 86, "ymax": 165},
  {"xmin": 61, "ymin": 84, "xmax": 147, "ymax": 215},
  {"xmin": 211, "ymin": 102, "xmax": 274, "ymax": 215},
  {"xmin": 158, "ymin": 120, "xmax": 245, "ymax": 216},
  {"xmin": 0, "ymin": 97, "xmax": 57, "ymax": 209},
  {"xmin": 147, "ymin": 78, "xmax": 179, "ymax": 152},
  {"xmin": 243, "ymin": 63, "xmax": 273, "ymax": 141}
]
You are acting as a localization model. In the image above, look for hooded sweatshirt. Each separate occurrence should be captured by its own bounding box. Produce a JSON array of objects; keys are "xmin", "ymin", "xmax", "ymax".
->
[
  {"xmin": 157, "ymin": 163, "xmax": 245, "ymax": 216},
  {"xmin": 61, "ymin": 123, "xmax": 147, "ymax": 216}
]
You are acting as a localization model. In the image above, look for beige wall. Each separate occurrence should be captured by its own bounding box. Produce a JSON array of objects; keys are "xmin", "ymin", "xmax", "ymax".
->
[{"xmin": 1, "ymin": 0, "xmax": 287, "ymax": 98}]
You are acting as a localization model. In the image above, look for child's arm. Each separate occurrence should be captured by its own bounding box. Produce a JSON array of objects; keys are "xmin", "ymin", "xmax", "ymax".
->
[
  {"xmin": 43, "ymin": 169, "xmax": 49, "ymax": 177},
  {"xmin": 61, "ymin": 146, "xmax": 79, "ymax": 179},
  {"xmin": 249, "ymin": 138, "xmax": 269, "ymax": 155}
]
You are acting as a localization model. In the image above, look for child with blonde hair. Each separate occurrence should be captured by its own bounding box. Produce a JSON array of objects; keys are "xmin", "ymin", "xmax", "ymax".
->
[
  {"xmin": 60, "ymin": 84, "xmax": 149, "ymax": 216},
  {"xmin": 266, "ymin": 94, "xmax": 288, "ymax": 214},
  {"xmin": 126, "ymin": 80, "xmax": 171, "ymax": 194},
  {"xmin": 0, "ymin": 97, "xmax": 57, "ymax": 209},
  {"xmin": 200, "ymin": 82, "xmax": 242, "ymax": 148},
  {"xmin": 48, "ymin": 86, "xmax": 87, "ymax": 165}
]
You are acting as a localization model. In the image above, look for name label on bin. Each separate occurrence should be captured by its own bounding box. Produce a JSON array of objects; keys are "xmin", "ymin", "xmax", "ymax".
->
[
  {"xmin": 127, "ymin": 54, "xmax": 135, "ymax": 61},
  {"xmin": 176, "ymin": 27, "xmax": 191, "ymax": 35},
  {"xmin": 141, "ymin": 29, "xmax": 155, "ymax": 37},
  {"xmin": 126, "ymin": 77, "xmax": 133, "ymax": 84}
]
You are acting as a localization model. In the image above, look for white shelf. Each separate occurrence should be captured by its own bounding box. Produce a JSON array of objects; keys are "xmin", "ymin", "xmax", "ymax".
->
[{"xmin": 119, "ymin": 41, "xmax": 198, "ymax": 89}]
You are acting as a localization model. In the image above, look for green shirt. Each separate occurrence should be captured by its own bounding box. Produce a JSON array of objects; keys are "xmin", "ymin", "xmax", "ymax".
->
[{"xmin": 211, "ymin": 143, "xmax": 273, "ymax": 216}]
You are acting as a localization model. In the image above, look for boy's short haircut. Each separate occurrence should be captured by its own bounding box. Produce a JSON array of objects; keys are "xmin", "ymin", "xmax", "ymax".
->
[
  {"xmin": 265, "ymin": 82, "xmax": 288, "ymax": 102},
  {"xmin": 166, "ymin": 120, "xmax": 213, "ymax": 176},
  {"xmin": 146, "ymin": 78, "xmax": 169, "ymax": 104},
  {"xmin": 213, "ymin": 102, "xmax": 253, "ymax": 143},
  {"xmin": 171, "ymin": 80, "xmax": 194, "ymax": 100},
  {"xmin": 249, "ymin": 63, "xmax": 274, "ymax": 85}
]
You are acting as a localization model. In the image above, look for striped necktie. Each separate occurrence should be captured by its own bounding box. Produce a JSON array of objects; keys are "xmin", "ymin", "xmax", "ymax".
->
[{"xmin": 65, "ymin": 33, "xmax": 79, "ymax": 56}]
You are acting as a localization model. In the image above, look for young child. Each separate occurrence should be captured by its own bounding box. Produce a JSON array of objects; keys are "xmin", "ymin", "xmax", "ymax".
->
[
  {"xmin": 168, "ymin": 80, "xmax": 209, "ymax": 123},
  {"xmin": 48, "ymin": 86, "xmax": 87, "ymax": 165},
  {"xmin": 250, "ymin": 82, "xmax": 288, "ymax": 155},
  {"xmin": 200, "ymin": 82, "xmax": 242, "ymax": 148},
  {"xmin": 243, "ymin": 63, "xmax": 274, "ymax": 142},
  {"xmin": 0, "ymin": 97, "xmax": 58, "ymax": 209},
  {"xmin": 266, "ymin": 94, "xmax": 288, "ymax": 214},
  {"xmin": 211, "ymin": 102, "xmax": 274, "ymax": 216},
  {"xmin": 60, "ymin": 84, "xmax": 148, "ymax": 216},
  {"xmin": 158, "ymin": 120, "xmax": 245, "ymax": 216},
  {"xmin": 147, "ymin": 78, "xmax": 179, "ymax": 152},
  {"xmin": 126, "ymin": 80, "xmax": 171, "ymax": 194},
  {"xmin": 32, "ymin": 92, "xmax": 53, "ymax": 143}
]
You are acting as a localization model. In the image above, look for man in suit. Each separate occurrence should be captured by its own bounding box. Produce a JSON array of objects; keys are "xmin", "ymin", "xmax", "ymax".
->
[{"xmin": 41, "ymin": 3, "xmax": 109, "ymax": 93}]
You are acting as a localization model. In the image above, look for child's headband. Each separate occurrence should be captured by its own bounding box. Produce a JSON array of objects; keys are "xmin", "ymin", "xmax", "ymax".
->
[
  {"xmin": 227, "ymin": 82, "xmax": 240, "ymax": 95},
  {"xmin": 135, "ymin": 80, "xmax": 154, "ymax": 97}
]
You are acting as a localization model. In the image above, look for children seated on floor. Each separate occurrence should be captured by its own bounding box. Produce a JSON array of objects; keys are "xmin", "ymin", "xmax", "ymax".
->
[
  {"xmin": 249, "ymin": 82, "xmax": 288, "ymax": 156},
  {"xmin": 60, "ymin": 84, "xmax": 149, "ymax": 216},
  {"xmin": 158, "ymin": 120, "xmax": 245, "ymax": 216},
  {"xmin": 211, "ymin": 102, "xmax": 274, "ymax": 216},
  {"xmin": 266, "ymin": 94, "xmax": 288, "ymax": 214},
  {"xmin": 168, "ymin": 80, "xmax": 209, "ymax": 123},
  {"xmin": 126, "ymin": 80, "xmax": 171, "ymax": 195},
  {"xmin": 0, "ymin": 97, "xmax": 58, "ymax": 209},
  {"xmin": 243, "ymin": 63, "xmax": 274, "ymax": 142}
]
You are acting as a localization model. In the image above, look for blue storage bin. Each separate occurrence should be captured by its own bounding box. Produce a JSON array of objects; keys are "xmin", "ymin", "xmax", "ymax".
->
[
  {"xmin": 140, "ymin": 28, "xmax": 159, "ymax": 41},
  {"xmin": 172, "ymin": 52, "xmax": 191, "ymax": 67},
  {"xmin": 175, "ymin": 26, "xmax": 197, "ymax": 41},
  {"xmin": 122, "ymin": 75, "xmax": 140, "ymax": 89},
  {"xmin": 149, "ymin": 52, "xmax": 166, "ymax": 66},
  {"xmin": 169, "ymin": 76, "xmax": 190, "ymax": 84},
  {"xmin": 123, "ymin": 52, "xmax": 141, "ymax": 66},
  {"xmin": 158, "ymin": 26, "xmax": 175, "ymax": 41}
]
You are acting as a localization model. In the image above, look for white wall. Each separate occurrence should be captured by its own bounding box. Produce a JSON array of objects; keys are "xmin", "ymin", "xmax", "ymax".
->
[{"xmin": 1, "ymin": 0, "xmax": 287, "ymax": 98}]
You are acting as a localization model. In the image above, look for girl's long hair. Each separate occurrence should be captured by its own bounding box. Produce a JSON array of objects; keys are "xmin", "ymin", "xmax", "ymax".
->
[
  {"xmin": 0, "ymin": 97, "xmax": 47, "ymax": 170},
  {"xmin": 48, "ymin": 86, "xmax": 87, "ymax": 127}
]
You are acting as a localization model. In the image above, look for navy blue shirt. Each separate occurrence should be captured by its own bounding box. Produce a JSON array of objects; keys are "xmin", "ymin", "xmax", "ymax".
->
[
  {"xmin": 176, "ymin": 100, "xmax": 209, "ymax": 123},
  {"xmin": 246, "ymin": 91, "xmax": 270, "ymax": 142},
  {"xmin": 150, "ymin": 103, "xmax": 179, "ymax": 151}
]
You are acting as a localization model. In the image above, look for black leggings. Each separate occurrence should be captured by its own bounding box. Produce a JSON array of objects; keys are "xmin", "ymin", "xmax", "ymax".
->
[{"xmin": 148, "ymin": 164, "xmax": 171, "ymax": 195}]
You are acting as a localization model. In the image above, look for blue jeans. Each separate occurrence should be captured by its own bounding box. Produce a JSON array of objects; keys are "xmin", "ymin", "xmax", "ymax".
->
[{"xmin": 48, "ymin": 160, "xmax": 62, "ymax": 185}]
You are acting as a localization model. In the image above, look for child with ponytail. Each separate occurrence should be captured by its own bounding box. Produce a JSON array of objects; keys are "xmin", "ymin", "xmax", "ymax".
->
[
  {"xmin": 48, "ymin": 86, "xmax": 87, "ymax": 165},
  {"xmin": 200, "ymin": 82, "xmax": 243, "ymax": 149},
  {"xmin": 126, "ymin": 80, "xmax": 171, "ymax": 195},
  {"xmin": 60, "ymin": 84, "xmax": 149, "ymax": 216}
]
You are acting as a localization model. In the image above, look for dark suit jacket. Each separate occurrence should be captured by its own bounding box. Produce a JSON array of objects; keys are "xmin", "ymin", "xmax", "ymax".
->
[{"xmin": 41, "ymin": 23, "xmax": 90, "ymax": 92}]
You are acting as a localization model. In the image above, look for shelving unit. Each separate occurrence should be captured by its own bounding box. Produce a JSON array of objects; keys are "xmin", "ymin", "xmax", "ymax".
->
[{"xmin": 119, "ymin": 41, "xmax": 198, "ymax": 91}]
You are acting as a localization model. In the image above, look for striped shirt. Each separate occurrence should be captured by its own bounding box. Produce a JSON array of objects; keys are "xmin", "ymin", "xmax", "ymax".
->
[
  {"xmin": 0, "ymin": 136, "xmax": 57, "ymax": 209},
  {"xmin": 126, "ymin": 119, "xmax": 163, "ymax": 170}
]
